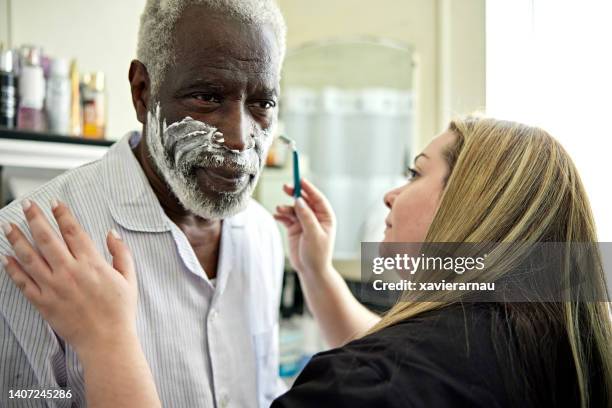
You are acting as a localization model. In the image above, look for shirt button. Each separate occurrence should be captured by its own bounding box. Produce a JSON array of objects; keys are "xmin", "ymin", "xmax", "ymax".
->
[
  {"xmin": 219, "ymin": 394, "xmax": 230, "ymax": 408},
  {"xmin": 209, "ymin": 309, "xmax": 218, "ymax": 321}
]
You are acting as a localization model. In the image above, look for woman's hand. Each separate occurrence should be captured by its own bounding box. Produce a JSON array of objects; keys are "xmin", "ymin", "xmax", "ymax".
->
[
  {"xmin": 274, "ymin": 181, "xmax": 380, "ymax": 346},
  {"xmin": 1, "ymin": 199, "xmax": 137, "ymax": 356},
  {"xmin": 273, "ymin": 178, "xmax": 336, "ymax": 277}
]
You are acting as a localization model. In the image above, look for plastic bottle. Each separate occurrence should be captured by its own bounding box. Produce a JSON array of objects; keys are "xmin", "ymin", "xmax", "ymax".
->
[
  {"xmin": 17, "ymin": 48, "xmax": 46, "ymax": 132},
  {"xmin": 69, "ymin": 60, "xmax": 81, "ymax": 136},
  {"xmin": 45, "ymin": 58, "xmax": 71, "ymax": 135},
  {"xmin": 0, "ymin": 49, "xmax": 17, "ymax": 128},
  {"xmin": 82, "ymin": 71, "xmax": 106, "ymax": 139}
]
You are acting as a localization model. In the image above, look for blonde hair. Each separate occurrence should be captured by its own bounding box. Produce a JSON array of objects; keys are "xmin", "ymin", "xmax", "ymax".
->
[{"xmin": 368, "ymin": 117, "xmax": 612, "ymax": 407}]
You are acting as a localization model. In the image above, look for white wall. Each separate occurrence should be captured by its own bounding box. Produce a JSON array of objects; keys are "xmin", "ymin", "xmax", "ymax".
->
[
  {"xmin": 279, "ymin": 0, "xmax": 437, "ymax": 150},
  {"xmin": 0, "ymin": 0, "xmax": 9, "ymax": 47},
  {"xmin": 438, "ymin": 0, "xmax": 486, "ymax": 128},
  {"xmin": 486, "ymin": 0, "xmax": 612, "ymax": 240},
  {"xmin": 278, "ymin": 0, "xmax": 486, "ymax": 150},
  {"xmin": 5, "ymin": 0, "xmax": 486, "ymax": 147},
  {"xmin": 7, "ymin": 0, "xmax": 145, "ymax": 140}
]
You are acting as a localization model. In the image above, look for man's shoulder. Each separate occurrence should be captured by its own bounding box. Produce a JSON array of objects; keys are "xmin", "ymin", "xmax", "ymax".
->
[
  {"xmin": 239, "ymin": 199, "xmax": 282, "ymax": 247},
  {"xmin": 242, "ymin": 200, "xmax": 279, "ymax": 232},
  {"xmin": 2, "ymin": 159, "xmax": 102, "ymax": 204},
  {"xmin": 0, "ymin": 160, "xmax": 106, "ymax": 245},
  {"xmin": 244, "ymin": 199, "xmax": 274, "ymax": 220}
]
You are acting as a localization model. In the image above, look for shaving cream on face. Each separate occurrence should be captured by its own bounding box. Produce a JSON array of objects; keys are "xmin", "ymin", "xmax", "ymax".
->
[{"xmin": 145, "ymin": 103, "xmax": 274, "ymax": 219}]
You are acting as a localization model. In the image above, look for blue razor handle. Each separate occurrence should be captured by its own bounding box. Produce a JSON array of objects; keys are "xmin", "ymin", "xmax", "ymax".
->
[{"xmin": 293, "ymin": 149, "xmax": 301, "ymax": 198}]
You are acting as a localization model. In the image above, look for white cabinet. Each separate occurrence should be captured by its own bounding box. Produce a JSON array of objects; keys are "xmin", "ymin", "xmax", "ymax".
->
[{"xmin": 0, "ymin": 130, "xmax": 110, "ymax": 203}]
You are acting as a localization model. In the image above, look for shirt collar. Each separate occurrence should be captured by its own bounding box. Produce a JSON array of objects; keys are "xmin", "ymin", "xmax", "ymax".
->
[
  {"xmin": 102, "ymin": 132, "xmax": 171, "ymax": 232},
  {"xmin": 102, "ymin": 132, "xmax": 247, "ymax": 232}
]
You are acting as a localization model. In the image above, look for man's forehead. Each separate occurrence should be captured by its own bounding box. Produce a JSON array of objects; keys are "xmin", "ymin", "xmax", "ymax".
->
[
  {"xmin": 172, "ymin": 6, "xmax": 280, "ymax": 59},
  {"xmin": 171, "ymin": 23, "xmax": 280, "ymax": 78},
  {"xmin": 156, "ymin": 5, "xmax": 281, "ymax": 92},
  {"xmin": 175, "ymin": 46, "xmax": 277, "ymax": 74}
]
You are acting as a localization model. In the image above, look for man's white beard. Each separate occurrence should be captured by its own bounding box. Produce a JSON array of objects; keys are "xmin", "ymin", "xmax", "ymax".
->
[{"xmin": 145, "ymin": 103, "xmax": 273, "ymax": 219}]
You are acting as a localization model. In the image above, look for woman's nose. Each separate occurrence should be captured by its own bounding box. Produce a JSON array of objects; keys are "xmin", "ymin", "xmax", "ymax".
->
[{"xmin": 384, "ymin": 189, "xmax": 399, "ymax": 209}]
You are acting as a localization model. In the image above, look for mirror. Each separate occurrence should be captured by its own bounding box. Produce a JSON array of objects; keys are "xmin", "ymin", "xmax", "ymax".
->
[{"xmin": 280, "ymin": 38, "xmax": 417, "ymax": 259}]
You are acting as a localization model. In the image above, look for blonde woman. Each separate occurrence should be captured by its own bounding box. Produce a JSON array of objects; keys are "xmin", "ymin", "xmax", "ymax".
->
[{"xmin": 2, "ymin": 117, "xmax": 611, "ymax": 407}]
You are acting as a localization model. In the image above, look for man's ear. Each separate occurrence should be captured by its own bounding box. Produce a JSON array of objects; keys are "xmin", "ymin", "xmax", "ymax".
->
[{"xmin": 129, "ymin": 60, "xmax": 151, "ymax": 124}]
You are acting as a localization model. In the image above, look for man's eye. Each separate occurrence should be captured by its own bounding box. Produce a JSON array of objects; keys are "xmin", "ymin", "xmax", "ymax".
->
[
  {"xmin": 250, "ymin": 100, "xmax": 277, "ymax": 110},
  {"xmin": 191, "ymin": 94, "xmax": 221, "ymax": 103}
]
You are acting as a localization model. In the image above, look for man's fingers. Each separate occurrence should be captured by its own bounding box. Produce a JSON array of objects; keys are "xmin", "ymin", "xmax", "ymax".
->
[
  {"xmin": 1, "ymin": 255, "xmax": 43, "ymax": 303},
  {"xmin": 106, "ymin": 229, "xmax": 136, "ymax": 285},
  {"xmin": 21, "ymin": 200, "xmax": 75, "ymax": 269},
  {"xmin": 3, "ymin": 222, "xmax": 53, "ymax": 286},
  {"xmin": 51, "ymin": 200, "xmax": 98, "ymax": 260}
]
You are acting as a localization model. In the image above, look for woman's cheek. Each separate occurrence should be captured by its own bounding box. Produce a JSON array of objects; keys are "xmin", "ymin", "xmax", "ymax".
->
[{"xmin": 392, "ymin": 187, "xmax": 438, "ymax": 242}]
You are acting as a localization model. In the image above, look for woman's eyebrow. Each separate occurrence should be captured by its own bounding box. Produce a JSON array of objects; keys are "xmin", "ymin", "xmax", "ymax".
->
[{"xmin": 414, "ymin": 153, "xmax": 430, "ymax": 164}]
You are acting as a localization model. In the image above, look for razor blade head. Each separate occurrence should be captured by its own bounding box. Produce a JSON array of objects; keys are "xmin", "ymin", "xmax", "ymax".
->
[{"xmin": 278, "ymin": 135, "xmax": 296, "ymax": 149}]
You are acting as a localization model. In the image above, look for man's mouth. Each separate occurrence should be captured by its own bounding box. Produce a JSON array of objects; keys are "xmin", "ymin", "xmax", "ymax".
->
[{"xmin": 194, "ymin": 166, "xmax": 252, "ymax": 192}]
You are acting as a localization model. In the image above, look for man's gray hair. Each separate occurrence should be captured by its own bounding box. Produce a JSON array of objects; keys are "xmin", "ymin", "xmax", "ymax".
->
[{"xmin": 137, "ymin": 0, "xmax": 287, "ymax": 96}]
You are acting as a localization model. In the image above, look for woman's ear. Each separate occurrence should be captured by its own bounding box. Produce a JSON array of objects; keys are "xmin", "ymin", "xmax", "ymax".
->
[{"xmin": 128, "ymin": 60, "xmax": 151, "ymax": 124}]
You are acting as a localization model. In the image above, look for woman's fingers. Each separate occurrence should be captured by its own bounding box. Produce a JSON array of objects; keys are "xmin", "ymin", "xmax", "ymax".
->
[
  {"xmin": 282, "ymin": 184, "xmax": 311, "ymax": 202},
  {"xmin": 283, "ymin": 180, "xmax": 333, "ymax": 219},
  {"xmin": 273, "ymin": 214, "xmax": 292, "ymax": 226},
  {"xmin": 293, "ymin": 198, "xmax": 323, "ymax": 235},
  {"xmin": 276, "ymin": 205, "xmax": 296, "ymax": 216},
  {"xmin": 274, "ymin": 212, "xmax": 297, "ymax": 224},
  {"xmin": 106, "ymin": 229, "xmax": 136, "ymax": 285},
  {"xmin": 51, "ymin": 201, "xmax": 98, "ymax": 260},
  {"xmin": 3, "ymin": 222, "xmax": 54, "ymax": 287},
  {"xmin": 300, "ymin": 179, "xmax": 334, "ymax": 217},
  {"xmin": 275, "ymin": 207, "xmax": 303, "ymax": 230},
  {"xmin": 280, "ymin": 180, "xmax": 331, "ymax": 234},
  {"xmin": 1, "ymin": 255, "xmax": 42, "ymax": 303},
  {"xmin": 22, "ymin": 200, "xmax": 75, "ymax": 269},
  {"xmin": 273, "ymin": 214, "xmax": 302, "ymax": 235}
]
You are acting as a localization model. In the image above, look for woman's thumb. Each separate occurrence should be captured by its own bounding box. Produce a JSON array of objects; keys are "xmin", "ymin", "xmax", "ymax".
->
[
  {"xmin": 107, "ymin": 229, "xmax": 136, "ymax": 284},
  {"xmin": 294, "ymin": 198, "xmax": 321, "ymax": 234}
]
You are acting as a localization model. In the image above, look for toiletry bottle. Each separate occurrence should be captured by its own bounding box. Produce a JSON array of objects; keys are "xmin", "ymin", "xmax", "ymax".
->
[
  {"xmin": 0, "ymin": 48, "xmax": 17, "ymax": 129},
  {"xmin": 82, "ymin": 72, "xmax": 105, "ymax": 139},
  {"xmin": 17, "ymin": 48, "xmax": 46, "ymax": 132},
  {"xmin": 45, "ymin": 58, "xmax": 71, "ymax": 135},
  {"xmin": 69, "ymin": 60, "xmax": 81, "ymax": 136}
]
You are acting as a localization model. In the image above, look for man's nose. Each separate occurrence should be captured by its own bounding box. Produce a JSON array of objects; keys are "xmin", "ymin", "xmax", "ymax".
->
[{"xmin": 218, "ymin": 104, "xmax": 251, "ymax": 152}]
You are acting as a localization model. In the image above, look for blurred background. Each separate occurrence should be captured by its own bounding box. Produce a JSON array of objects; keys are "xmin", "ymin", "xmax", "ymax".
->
[{"xmin": 0, "ymin": 0, "xmax": 610, "ymax": 381}]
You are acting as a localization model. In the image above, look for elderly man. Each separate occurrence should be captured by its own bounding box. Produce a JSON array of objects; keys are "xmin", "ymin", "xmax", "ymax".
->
[{"xmin": 0, "ymin": 0, "xmax": 287, "ymax": 407}]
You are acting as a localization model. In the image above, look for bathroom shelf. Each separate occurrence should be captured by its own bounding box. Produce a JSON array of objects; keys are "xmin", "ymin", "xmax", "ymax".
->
[
  {"xmin": 0, "ymin": 128, "xmax": 114, "ymax": 147},
  {"xmin": 0, "ymin": 128, "xmax": 112, "ymax": 170}
]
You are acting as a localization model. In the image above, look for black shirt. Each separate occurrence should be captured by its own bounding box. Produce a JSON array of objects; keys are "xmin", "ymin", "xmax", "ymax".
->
[{"xmin": 272, "ymin": 304, "xmax": 581, "ymax": 407}]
